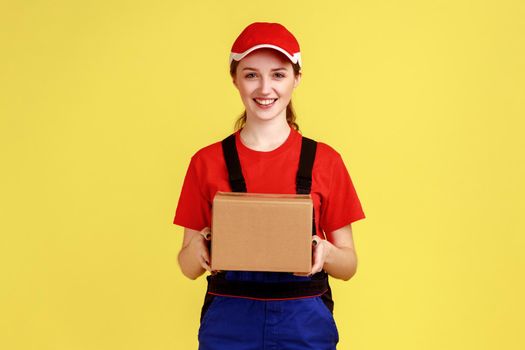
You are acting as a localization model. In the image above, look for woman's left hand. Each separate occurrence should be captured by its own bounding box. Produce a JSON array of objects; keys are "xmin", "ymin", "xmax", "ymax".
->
[{"xmin": 293, "ymin": 235, "xmax": 332, "ymax": 277}]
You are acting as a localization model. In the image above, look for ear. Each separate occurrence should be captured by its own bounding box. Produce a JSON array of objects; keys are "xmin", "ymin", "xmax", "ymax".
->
[
  {"xmin": 293, "ymin": 72, "xmax": 302, "ymax": 88},
  {"xmin": 232, "ymin": 76, "xmax": 238, "ymax": 89}
]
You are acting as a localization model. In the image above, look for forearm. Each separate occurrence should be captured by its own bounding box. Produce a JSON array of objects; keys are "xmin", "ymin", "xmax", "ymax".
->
[
  {"xmin": 323, "ymin": 243, "xmax": 358, "ymax": 281},
  {"xmin": 177, "ymin": 245, "xmax": 206, "ymax": 280}
]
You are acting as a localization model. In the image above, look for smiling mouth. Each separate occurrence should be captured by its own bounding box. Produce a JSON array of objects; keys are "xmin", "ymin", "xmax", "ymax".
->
[{"xmin": 253, "ymin": 98, "xmax": 278, "ymax": 106}]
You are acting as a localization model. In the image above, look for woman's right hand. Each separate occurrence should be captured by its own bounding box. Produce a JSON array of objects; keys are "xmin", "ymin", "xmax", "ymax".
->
[
  {"xmin": 188, "ymin": 226, "xmax": 213, "ymax": 273},
  {"xmin": 178, "ymin": 226, "xmax": 222, "ymax": 279}
]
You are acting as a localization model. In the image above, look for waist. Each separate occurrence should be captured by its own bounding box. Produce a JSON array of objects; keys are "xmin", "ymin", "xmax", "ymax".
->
[{"xmin": 206, "ymin": 270, "xmax": 329, "ymax": 300}]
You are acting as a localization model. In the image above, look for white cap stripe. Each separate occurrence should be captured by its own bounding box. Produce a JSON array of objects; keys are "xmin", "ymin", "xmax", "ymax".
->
[{"xmin": 229, "ymin": 44, "xmax": 302, "ymax": 68}]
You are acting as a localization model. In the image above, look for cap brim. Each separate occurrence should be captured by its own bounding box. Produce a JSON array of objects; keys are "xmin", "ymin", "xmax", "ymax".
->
[{"xmin": 229, "ymin": 44, "xmax": 301, "ymax": 68}]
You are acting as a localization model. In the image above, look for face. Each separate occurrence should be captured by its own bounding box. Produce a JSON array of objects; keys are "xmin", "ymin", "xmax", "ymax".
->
[{"xmin": 232, "ymin": 48, "xmax": 301, "ymax": 124}]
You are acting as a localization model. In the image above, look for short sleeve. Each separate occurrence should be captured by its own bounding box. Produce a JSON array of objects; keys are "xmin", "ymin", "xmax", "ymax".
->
[
  {"xmin": 320, "ymin": 153, "xmax": 366, "ymax": 234},
  {"xmin": 172, "ymin": 155, "xmax": 211, "ymax": 231}
]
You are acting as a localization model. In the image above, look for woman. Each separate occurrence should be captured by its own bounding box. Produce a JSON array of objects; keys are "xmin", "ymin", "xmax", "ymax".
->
[{"xmin": 174, "ymin": 22, "xmax": 365, "ymax": 350}]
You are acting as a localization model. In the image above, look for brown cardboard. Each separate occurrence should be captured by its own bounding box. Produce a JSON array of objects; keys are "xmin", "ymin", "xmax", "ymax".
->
[{"xmin": 210, "ymin": 191, "xmax": 313, "ymax": 273}]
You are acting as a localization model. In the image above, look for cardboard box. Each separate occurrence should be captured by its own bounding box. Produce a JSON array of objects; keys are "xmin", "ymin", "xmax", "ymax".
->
[{"xmin": 210, "ymin": 191, "xmax": 313, "ymax": 273}]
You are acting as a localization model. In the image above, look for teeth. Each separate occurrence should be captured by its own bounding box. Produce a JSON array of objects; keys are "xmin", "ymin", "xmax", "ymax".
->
[{"xmin": 255, "ymin": 98, "xmax": 277, "ymax": 105}]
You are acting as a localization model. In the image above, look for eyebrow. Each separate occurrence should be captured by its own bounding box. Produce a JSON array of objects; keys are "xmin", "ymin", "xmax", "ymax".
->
[{"xmin": 242, "ymin": 67, "xmax": 288, "ymax": 71}]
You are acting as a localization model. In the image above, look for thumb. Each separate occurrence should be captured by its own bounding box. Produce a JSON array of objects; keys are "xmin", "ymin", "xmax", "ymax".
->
[
  {"xmin": 312, "ymin": 235, "xmax": 321, "ymax": 247},
  {"xmin": 201, "ymin": 227, "xmax": 211, "ymax": 240}
]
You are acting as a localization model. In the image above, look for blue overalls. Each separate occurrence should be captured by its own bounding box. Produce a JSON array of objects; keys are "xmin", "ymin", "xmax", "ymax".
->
[{"xmin": 198, "ymin": 133, "xmax": 339, "ymax": 350}]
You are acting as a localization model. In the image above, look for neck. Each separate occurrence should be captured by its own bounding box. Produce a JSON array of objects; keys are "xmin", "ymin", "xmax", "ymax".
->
[{"xmin": 240, "ymin": 115, "xmax": 291, "ymax": 152}]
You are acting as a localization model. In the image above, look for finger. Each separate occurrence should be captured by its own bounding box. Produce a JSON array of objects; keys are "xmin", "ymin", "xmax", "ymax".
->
[
  {"xmin": 201, "ymin": 227, "xmax": 211, "ymax": 240},
  {"xmin": 202, "ymin": 250, "xmax": 210, "ymax": 265},
  {"xmin": 293, "ymin": 272, "xmax": 309, "ymax": 277},
  {"xmin": 309, "ymin": 266, "xmax": 319, "ymax": 276},
  {"xmin": 200, "ymin": 255, "xmax": 211, "ymax": 272},
  {"xmin": 310, "ymin": 246, "xmax": 324, "ymax": 275},
  {"xmin": 201, "ymin": 262, "xmax": 211, "ymax": 273},
  {"xmin": 310, "ymin": 264, "xmax": 322, "ymax": 276}
]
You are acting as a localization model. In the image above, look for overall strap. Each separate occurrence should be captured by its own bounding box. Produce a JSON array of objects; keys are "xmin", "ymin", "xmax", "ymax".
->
[
  {"xmin": 221, "ymin": 133, "xmax": 247, "ymax": 192},
  {"xmin": 221, "ymin": 132, "xmax": 318, "ymax": 235},
  {"xmin": 296, "ymin": 136, "xmax": 318, "ymax": 235},
  {"xmin": 296, "ymin": 136, "xmax": 317, "ymax": 194}
]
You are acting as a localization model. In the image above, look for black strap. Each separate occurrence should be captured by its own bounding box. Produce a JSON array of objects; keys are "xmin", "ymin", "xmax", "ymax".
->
[
  {"xmin": 296, "ymin": 137, "xmax": 318, "ymax": 235},
  {"xmin": 221, "ymin": 134, "xmax": 247, "ymax": 192},
  {"xmin": 206, "ymin": 271, "xmax": 328, "ymax": 300},
  {"xmin": 296, "ymin": 136, "xmax": 317, "ymax": 194},
  {"xmin": 221, "ymin": 132, "xmax": 318, "ymax": 235},
  {"xmin": 221, "ymin": 133, "xmax": 317, "ymax": 195}
]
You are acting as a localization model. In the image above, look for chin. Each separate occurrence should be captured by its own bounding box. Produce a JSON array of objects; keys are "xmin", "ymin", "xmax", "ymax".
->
[
  {"xmin": 251, "ymin": 112, "xmax": 284, "ymax": 122},
  {"xmin": 247, "ymin": 106, "xmax": 286, "ymax": 120}
]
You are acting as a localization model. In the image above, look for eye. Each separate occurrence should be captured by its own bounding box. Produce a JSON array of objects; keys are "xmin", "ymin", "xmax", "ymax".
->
[
  {"xmin": 245, "ymin": 73, "xmax": 256, "ymax": 78},
  {"xmin": 274, "ymin": 72, "xmax": 286, "ymax": 78}
]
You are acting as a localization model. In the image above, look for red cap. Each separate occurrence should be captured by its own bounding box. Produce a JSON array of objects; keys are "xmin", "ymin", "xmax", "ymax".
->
[{"xmin": 229, "ymin": 22, "xmax": 302, "ymax": 68}]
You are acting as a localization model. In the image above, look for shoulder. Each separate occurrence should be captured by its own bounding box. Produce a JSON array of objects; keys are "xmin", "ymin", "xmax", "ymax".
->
[
  {"xmin": 316, "ymin": 142, "xmax": 345, "ymax": 176},
  {"xmin": 300, "ymin": 133, "xmax": 342, "ymax": 163},
  {"xmin": 316, "ymin": 141, "xmax": 342, "ymax": 160},
  {"xmin": 189, "ymin": 133, "xmax": 231, "ymax": 166}
]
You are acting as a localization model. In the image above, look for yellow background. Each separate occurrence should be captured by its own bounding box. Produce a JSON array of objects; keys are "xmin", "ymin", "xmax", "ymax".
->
[{"xmin": 1, "ymin": 0, "xmax": 524, "ymax": 349}]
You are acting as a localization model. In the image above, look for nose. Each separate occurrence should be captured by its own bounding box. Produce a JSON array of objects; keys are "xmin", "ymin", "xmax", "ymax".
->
[{"xmin": 259, "ymin": 76, "xmax": 272, "ymax": 95}]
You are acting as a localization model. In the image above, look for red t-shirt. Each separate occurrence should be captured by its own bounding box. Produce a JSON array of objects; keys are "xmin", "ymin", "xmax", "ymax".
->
[{"xmin": 173, "ymin": 126, "xmax": 365, "ymax": 242}]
